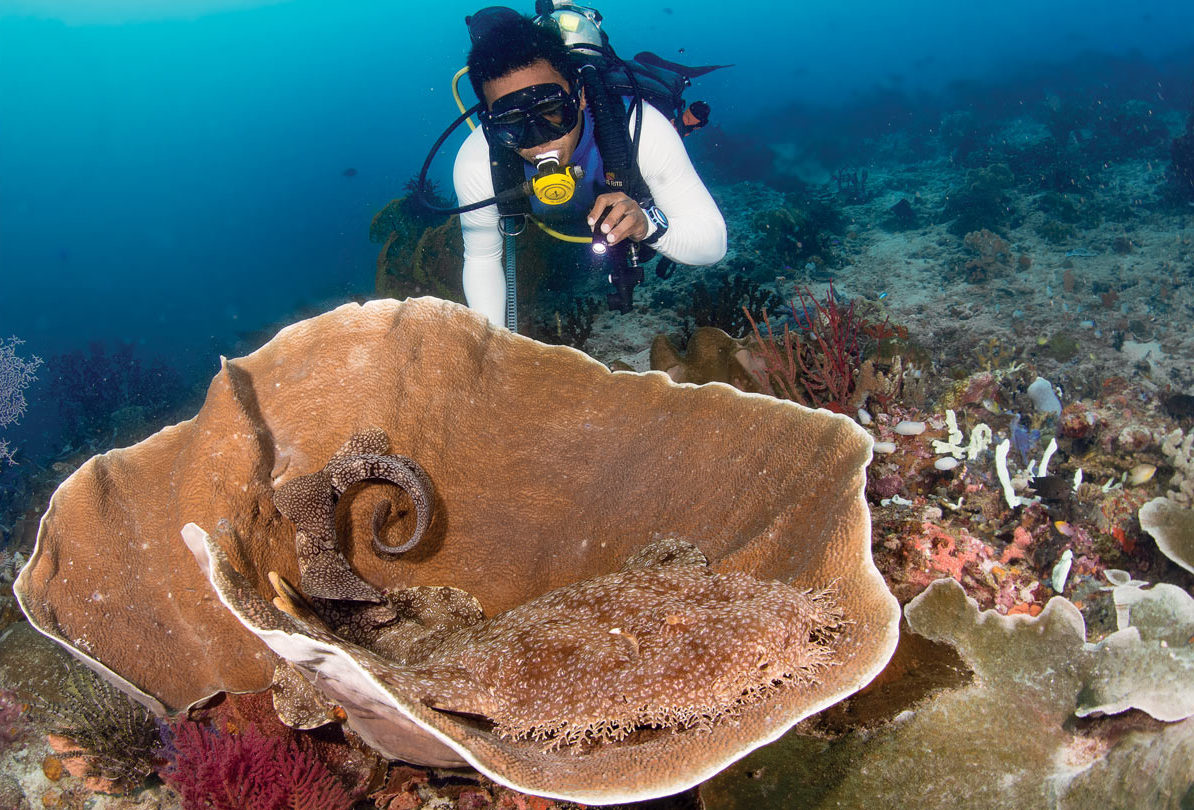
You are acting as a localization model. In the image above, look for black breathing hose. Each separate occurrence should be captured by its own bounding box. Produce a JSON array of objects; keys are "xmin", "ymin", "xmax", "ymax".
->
[{"xmin": 414, "ymin": 102, "xmax": 501, "ymax": 215}]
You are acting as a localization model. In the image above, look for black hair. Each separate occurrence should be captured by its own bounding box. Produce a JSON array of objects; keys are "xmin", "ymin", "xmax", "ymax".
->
[{"xmin": 467, "ymin": 13, "xmax": 576, "ymax": 104}]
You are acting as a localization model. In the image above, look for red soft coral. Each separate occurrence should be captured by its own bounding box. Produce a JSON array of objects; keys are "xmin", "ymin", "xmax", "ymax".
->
[
  {"xmin": 162, "ymin": 721, "xmax": 353, "ymax": 810},
  {"xmin": 744, "ymin": 281, "xmax": 867, "ymax": 412}
]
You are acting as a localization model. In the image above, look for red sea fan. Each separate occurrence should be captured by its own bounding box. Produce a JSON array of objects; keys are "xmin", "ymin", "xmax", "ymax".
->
[
  {"xmin": 743, "ymin": 281, "xmax": 867, "ymax": 412},
  {"xmin": 162, "ymin": 721, "xmax": 354, "ymax": 810}
]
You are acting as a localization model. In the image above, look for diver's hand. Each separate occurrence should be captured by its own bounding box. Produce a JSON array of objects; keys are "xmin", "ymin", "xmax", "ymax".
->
[{"xmin": 587, "ymin": 193, "xmax": 648, "ymax": 245}]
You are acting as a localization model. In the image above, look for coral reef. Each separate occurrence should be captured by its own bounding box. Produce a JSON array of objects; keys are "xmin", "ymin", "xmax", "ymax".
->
[
  {"xmin": 703, "ymin": 577, "xmax": 1194, "ymax": 808},
  {"xmin": 883, "ymin": 198, "xmax": 918, "ymax": 231},
  {"xmin": 0, "ymin": 688, "xmax": 32, "ymax": 752},
  {"xmin": 743, "ymin": 283, "xmax": 880, "ymax": 412},
  {"xmin": 958, "ymin": 228, "xmax": 1014, "ymax": 282},
  {"xmin": 162, "ymin": 721, "xmax": 354, "ymax": 810},
  {"xmin": 529, "ymin": 296, "xmax": 601, "ymax": 350},
  {"xmin": 374, "ymin": 215, "xmax": 467, "ymax": 304},
  {"xmin": 16, "ymin": 297, "xmax": 898, "ymax": 805},
  {"xmin": 8, "ymin": 45, "xmax": 1194, "ymax": 810},
  {"xmin": 677, "ymin": 272, "xmax": 782, "ymax": 339},
  {"xmin": 752, "ymin": 198, "xmax": 845, "ymax": 275},
  {"xmin": 29, "ymin": 666, "xmax": 161, "ymax": 794},
  {"xmin": 369, "ymin": 764, "xmax": 585, "ymax": 810},
  {"xmin": 942, "ymin": 163, "xmax": 1015, "ymax": 236}
]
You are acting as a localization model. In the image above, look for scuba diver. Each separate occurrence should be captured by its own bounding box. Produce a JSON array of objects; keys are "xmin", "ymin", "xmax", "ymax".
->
[{"xmin": 450, "ymin": 5, "xmax": 727, "ymax": 328}]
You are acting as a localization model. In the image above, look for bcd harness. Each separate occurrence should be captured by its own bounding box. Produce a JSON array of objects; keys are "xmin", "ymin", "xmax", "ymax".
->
[{"xmin": 419, "ymin": 1, "xmax": 731, "ymax": 329}]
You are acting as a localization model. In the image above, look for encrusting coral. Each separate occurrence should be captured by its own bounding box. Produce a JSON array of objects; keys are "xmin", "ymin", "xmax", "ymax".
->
[
  {"xmin": 15, "ymin": 296, "xmax": 899, "ymax": 804},
  {"xmin": 705, "ymin": 575, "xmax": 1194, "ymax": 809}
]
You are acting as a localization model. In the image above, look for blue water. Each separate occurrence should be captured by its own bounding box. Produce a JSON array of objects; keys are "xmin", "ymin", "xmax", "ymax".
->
[
  {"xmin": 2, "ymin": 0, "xmax": 1191, "ymax": 363},
  {"xmin": 0, "ymin": 0, "xmax": 1187, "ymax": 479},
  {"xmin": 0, "ymin": 0, "xmax": 1189, "ymax": 467}
]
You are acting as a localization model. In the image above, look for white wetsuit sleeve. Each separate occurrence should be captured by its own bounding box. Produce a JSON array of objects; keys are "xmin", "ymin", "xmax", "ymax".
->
[
  {"xmin": 454, "ymin": 125, "xmax": 507, "ymax": 327},
  {"xmin": 633, "ymin": 103, "xmax": 727, "ymax": 266}
]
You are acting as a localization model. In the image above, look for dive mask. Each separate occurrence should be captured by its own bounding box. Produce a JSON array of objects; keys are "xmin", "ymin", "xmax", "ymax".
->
[{"xmin": 480, "ymin": 83, "xmax": 580, "ymax": 150}]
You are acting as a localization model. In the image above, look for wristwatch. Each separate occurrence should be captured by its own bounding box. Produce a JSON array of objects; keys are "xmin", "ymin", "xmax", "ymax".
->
[{"xmin": 641, "ymin": 204, "xmax": 669, "ymax": 245}]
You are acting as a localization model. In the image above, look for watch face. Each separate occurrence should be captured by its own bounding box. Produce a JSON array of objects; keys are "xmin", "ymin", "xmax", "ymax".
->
[{"xmin": 648, "ymin": 206, "xmax": 668, "ymax": 228}]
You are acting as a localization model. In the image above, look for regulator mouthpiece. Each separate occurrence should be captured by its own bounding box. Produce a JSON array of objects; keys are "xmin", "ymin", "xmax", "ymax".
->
[{"xmin": 530, "ymin": 153, "xmax": 581, "ymax": 205}]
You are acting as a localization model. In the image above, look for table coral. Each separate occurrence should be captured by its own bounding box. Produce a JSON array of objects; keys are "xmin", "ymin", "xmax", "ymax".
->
[{"xmin": 15, "ymin": 297, "xmax": 899, "ymax": 805}]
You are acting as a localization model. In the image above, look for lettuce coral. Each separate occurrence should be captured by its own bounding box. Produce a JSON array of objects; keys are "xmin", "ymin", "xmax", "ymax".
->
[{"xmin": 703, "ymin": 577, "xmax": 1194, "ymax": 808}]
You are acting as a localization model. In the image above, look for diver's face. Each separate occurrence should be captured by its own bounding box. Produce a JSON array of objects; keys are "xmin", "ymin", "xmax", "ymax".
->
[{"xmin": 483, "ymin": 60, "xmax": 584, "ymax": 164}]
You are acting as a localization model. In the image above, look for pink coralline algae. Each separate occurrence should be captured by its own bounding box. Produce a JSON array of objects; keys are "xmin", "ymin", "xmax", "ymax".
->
[
  {"xmin": 161, "ymin": 721, "xmax": 353, "ymax": 810},
  {"xmin": 897, "ymin": 519, "xmax": 1048, "ymax": 614}
]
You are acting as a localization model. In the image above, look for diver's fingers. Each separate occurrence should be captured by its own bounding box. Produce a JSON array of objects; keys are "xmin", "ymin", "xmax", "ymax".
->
[
  {"xmin": 604, "ymin": 201, "xmax": 648, "ymax": 245},
  {"xmin": 588, "ymin": 192, "xmax": 632, "ymax": 229},
  {"xmin": 589, "ymin": 195, "xmax": 646, "ymax": 245}
]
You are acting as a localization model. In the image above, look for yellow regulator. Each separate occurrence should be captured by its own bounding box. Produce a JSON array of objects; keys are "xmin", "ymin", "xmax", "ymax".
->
[{"xmin": 529, "ymin": 154, "xmax": 581, "ymax": 205}]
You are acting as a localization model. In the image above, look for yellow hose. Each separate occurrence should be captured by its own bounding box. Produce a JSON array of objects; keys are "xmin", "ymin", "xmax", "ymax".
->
[
  {"xmin": 452, "ymin": 67, "xmax": 477, "ymax": 131},
  {"xmin": 533, "ymin": 219, "xmax": 593, "ymax": 244}
]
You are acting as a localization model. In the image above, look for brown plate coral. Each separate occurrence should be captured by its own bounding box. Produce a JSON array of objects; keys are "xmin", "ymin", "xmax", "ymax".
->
[{"xmin": 15, "ymin": 296, "xmax": 899, "ymax": 804}]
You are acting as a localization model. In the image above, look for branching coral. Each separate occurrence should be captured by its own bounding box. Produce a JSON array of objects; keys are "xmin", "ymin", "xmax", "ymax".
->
[
  {"xmin": 162, "ymin": 721, "xmax": 353, "ymax": 810},
  {"xmin": 744, "ymin": 282, "xmax": 866, "ymax": 412},
  {"xmin": 0, "ymin": 336, "xmax": 43, "ymax": 465}
]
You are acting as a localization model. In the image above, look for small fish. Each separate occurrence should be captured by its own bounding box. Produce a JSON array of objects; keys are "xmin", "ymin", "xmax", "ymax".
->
[
  {"xmin": 1065, "ymin": 248, "xmax": 1098, "ymax": 257},
  {"xmin": 341, "ymin": 167, "xmax": 358, "ymax": 177}
]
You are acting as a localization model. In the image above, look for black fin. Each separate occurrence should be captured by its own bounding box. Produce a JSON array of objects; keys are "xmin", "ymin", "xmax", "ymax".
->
[{"xmin": 634, "ymin": 51, "xmax": 734, "ymax": 79}]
